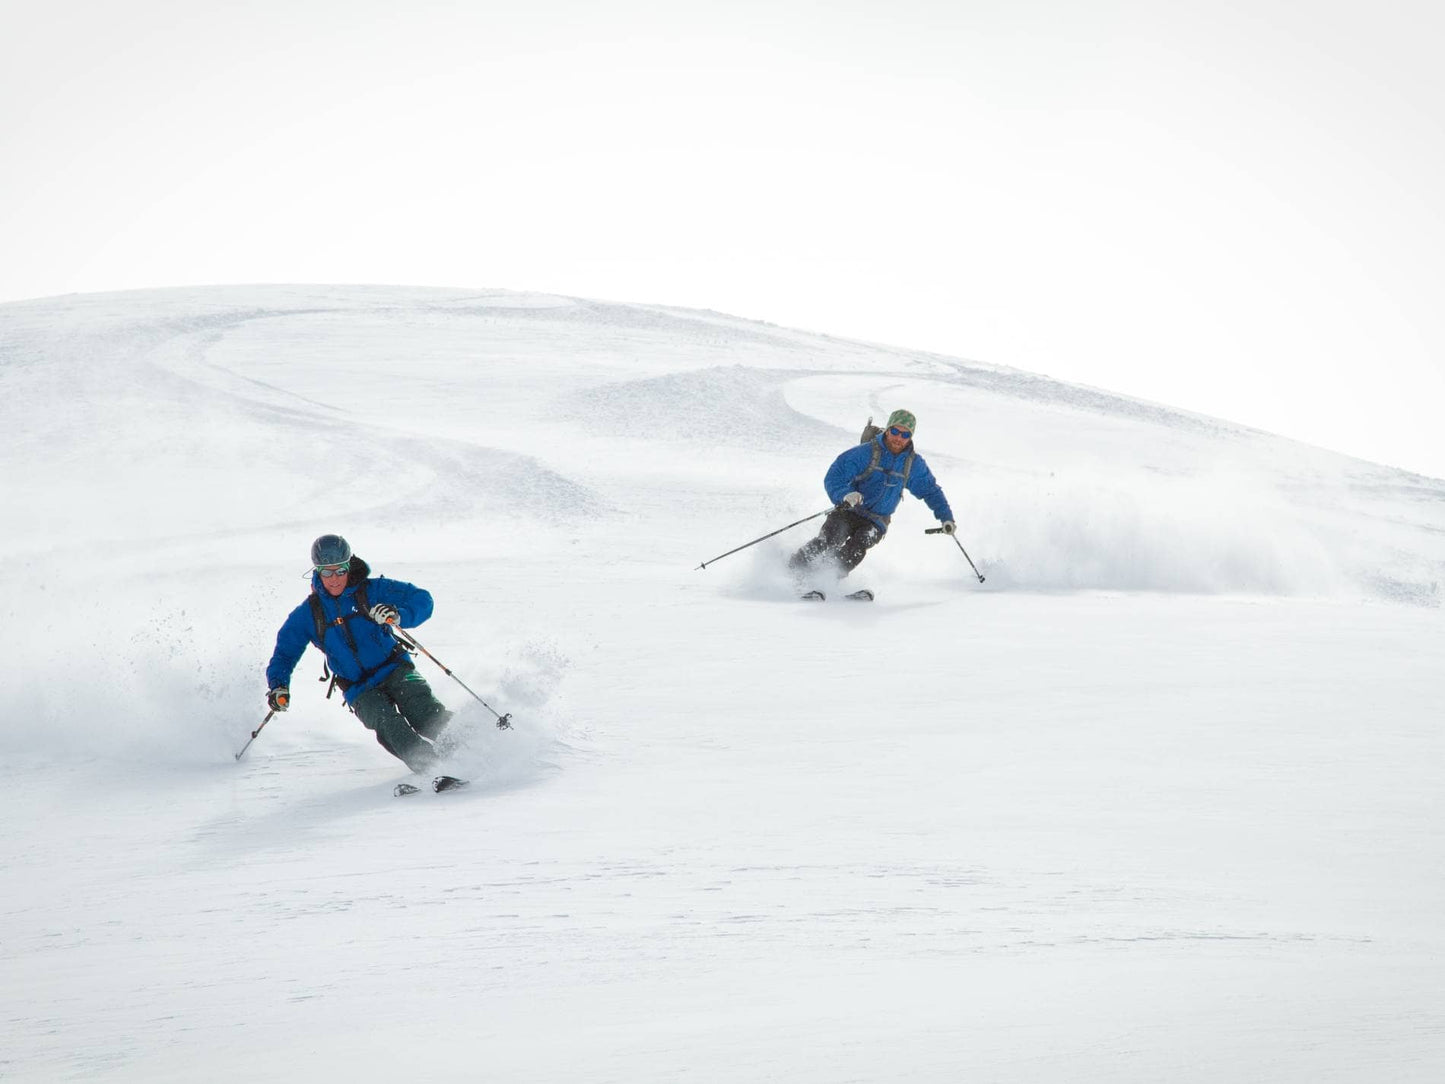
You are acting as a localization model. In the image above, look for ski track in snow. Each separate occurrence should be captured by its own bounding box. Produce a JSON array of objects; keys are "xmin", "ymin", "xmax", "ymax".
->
[{"xmin": 1, "ymin": 286, "xmax": 1443, "ymax": 1082}]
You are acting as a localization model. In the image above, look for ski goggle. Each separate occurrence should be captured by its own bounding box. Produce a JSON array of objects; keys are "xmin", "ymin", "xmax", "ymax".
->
[
  {"xmin": 316, "ymin": 564, "xmax": 351, "ymax": 579},
  {"xmin": 888, "ymin": 426, "xmax": 913, "ymax": 439}
]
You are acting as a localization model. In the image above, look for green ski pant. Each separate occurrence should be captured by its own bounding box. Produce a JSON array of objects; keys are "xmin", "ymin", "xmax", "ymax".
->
[{"xmin": 350, "ymin": 663, "xmax": 452, "ymax": 772}]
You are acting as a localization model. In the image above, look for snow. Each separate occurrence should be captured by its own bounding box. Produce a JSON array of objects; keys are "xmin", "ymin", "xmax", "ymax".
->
[{"xmin": 2, "ymin": 285, "xmax": 1442, "ymax": 1081}]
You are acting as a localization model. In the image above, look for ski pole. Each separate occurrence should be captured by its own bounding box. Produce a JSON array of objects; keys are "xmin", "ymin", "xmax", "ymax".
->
[
  {"xmin": 234, "ymin": 710, "xmax": 275, "ymax": 761},
  {"xmin": 924, "ymin": 527, "xmax": 986, "ymax": 583},
  {"xmin": 391, "ymin": 627, "xmax": 513, "ymax": 729},
  {"xmin": 696, "ymin": 507, "xmax": 835, "ymax": 570}
]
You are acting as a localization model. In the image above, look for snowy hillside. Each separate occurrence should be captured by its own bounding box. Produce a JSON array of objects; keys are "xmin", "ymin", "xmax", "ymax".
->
[{"xmin": 2, "ymin": 286, "xmax": 1442, "ymax": 1082}]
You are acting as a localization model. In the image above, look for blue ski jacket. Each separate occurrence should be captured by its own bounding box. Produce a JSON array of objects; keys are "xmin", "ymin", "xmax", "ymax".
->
[
  {"xmin": 266, "ymin": 558, "xmax": 435, "ymax": 704},
  {"xmin": 823, "ymin": 433, "xmax": 954, "ymax": 532}
]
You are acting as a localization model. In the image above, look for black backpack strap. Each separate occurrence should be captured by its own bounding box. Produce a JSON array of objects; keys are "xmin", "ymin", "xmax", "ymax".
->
[
  {"xmin": 307, "ymin": 594, "xmax": 337, "ymax": 697},
  {"xmin": 307, "ymin": 594, "xmax": 328, "ymax": 649}
]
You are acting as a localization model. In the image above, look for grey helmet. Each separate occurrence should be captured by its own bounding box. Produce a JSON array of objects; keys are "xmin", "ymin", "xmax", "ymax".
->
[{"xmin": 310, "ymin": 534, "xmax": 352, "ymax": 567}]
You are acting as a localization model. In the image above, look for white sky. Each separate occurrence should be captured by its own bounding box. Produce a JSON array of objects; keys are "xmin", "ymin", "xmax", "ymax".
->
[{"xmin": 3, "ymin": 0, "xmax": 1443, "ymax": 477}]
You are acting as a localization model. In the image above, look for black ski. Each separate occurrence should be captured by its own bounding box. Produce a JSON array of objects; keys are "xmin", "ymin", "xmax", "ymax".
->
[
  {"xmin": 393, "ymin": 776, "xmax": 469, "ymax": 797},
  {"xmin": 844, "ymin": 588, "xmax": 874, "ymax": 601},
  {"xmin": 800, "ymin": 589, "xmax": 826, "ymax": 601}
]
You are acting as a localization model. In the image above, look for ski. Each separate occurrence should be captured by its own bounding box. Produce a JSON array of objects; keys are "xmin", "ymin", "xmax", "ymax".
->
[
  {"xmin": 800, "ymin": 589, "xmax": 826, "ymax": 601},
  {"xmin": 393, "ymin": 776, "xmax": 469, "ymax": 797},
  {"xmin": 844, "ymin": 588, "xmax": 874, "ymax": 601}
]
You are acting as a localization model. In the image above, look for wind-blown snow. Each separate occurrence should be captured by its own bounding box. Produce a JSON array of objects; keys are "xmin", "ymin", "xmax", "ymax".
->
[{"xmin": 1, "ymin": 286, "xmax": 1441, "ymax": 1081}]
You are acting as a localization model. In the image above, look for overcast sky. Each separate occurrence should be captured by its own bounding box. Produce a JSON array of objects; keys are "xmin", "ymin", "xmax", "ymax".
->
[{"xmin": 3, "ymin": 0, "xmax": 1442, "ymax": 477}]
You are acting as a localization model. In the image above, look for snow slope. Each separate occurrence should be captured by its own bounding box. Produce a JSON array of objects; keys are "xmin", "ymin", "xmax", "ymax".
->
[{"xmin": 2, "ymin": 286, "xmax": 1442, "ymax": 1082}]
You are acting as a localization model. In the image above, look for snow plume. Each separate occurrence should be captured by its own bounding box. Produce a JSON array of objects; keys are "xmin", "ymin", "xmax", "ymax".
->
[
  {"xmin": 2, "ymin": 562, "xmax": 259, "ymax": 767},
  {"xmin": 962, "ymin": 467, "xmax": 1349, "ymax": 595},
  {"xmin": 722, "ymin": 540, "xmax": 816, "ymax": 600},
  {"xmin": 431, "ymin": 638, "xmax": 570, "ymax": 789}
]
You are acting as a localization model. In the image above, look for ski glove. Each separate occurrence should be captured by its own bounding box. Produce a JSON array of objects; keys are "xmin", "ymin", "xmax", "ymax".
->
[
  {"xmin": 267, "ymin": 686, "xmax": 290, "ymax": 712},
  {"xmin": 841, "ymin": 491, "xmax": 864, "ymax": 508},
  {"xmin": 940, "ymin": 520, "xmax": 957, "ymax": 535},
  {"xmin": 369, "ymin": 603, "xmax": 401, "ymax": 626}
]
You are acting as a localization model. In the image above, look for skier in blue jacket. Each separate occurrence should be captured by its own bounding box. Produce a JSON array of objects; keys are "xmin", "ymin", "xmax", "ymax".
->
[
  {"xmin": 265, "ymin": 534, "xmax": 452, "ymax": 771},
  {"xmin": 790, "ymin": 409, "xmax": 956, "ymax": 582}
]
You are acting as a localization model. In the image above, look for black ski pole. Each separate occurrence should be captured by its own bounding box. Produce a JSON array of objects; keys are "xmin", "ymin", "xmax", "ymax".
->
[
  {"xmin": 391, "ymin": 627, "xmax": 513, "ymax": 729},
  {"xmin": 696, "ymin": 507, "xmax": 835, "ymax": 570},
  {"xmin": 924, "ymin": 527, "xmax": 986, "ymax": 583},
  {"xmin": 234, "ymin": 710, "xmax": 276, "ymax": 761}
]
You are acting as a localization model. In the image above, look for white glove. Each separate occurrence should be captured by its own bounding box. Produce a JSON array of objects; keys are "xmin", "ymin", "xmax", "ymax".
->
[
  {"xmin": 267, "ymin": 686, "xmax": 290, "ymax": 712},
  {"xmin": 941, "ymin": 520, "xmax": 957, "ymax": 535},
  {"xmin": 369, "ymin": 603, "xmax": 400, "ymax": 626},
  {"xmin": 841, "ymin": 491, "xmax": 864, "ymax": 508}
]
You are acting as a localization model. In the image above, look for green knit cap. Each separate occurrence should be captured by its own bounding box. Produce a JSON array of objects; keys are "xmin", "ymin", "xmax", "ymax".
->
[{"xmin": 886, "ymin": 409, "xmax": 917, "ymax": 432}]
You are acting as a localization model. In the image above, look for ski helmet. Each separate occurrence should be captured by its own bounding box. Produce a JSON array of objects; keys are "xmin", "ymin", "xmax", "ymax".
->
[{"xmin": 310, "ymin": 534, "xmax": 352, "ymax": 567}]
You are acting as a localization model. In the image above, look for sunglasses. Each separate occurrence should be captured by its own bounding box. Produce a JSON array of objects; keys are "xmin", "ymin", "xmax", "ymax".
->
[
  {"xmin": 888, "ymin": 426, "xmax": 913, "ymax": 440},
  {"xmin": 316, "ymin": 564, "xmax": 351, "ymax": 579}
]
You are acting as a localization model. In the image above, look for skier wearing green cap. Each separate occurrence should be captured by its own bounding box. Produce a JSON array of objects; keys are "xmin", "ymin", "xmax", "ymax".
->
[{"xmin": 789, "ymin": 409, "xmax": 956, "ymax": 590}]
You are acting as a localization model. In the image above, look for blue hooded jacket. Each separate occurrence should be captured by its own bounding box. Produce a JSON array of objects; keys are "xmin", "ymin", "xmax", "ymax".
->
[
  {"xmin": 824, "ymin": 433, "xmax": 953, "ymax": 532},
  {"xmin": 266, "ymin": 557, "xmax": 435, "ymax": 704}
]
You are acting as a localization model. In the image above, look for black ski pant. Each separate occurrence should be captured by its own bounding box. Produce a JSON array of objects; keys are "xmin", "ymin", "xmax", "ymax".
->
[
  {"xmin": 350, "ymin": 663, "xmax": 453, "ymax": 772},
  {"xmin": 789, "ymin": 507, "xmax": 882, "ymax": 577}
]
